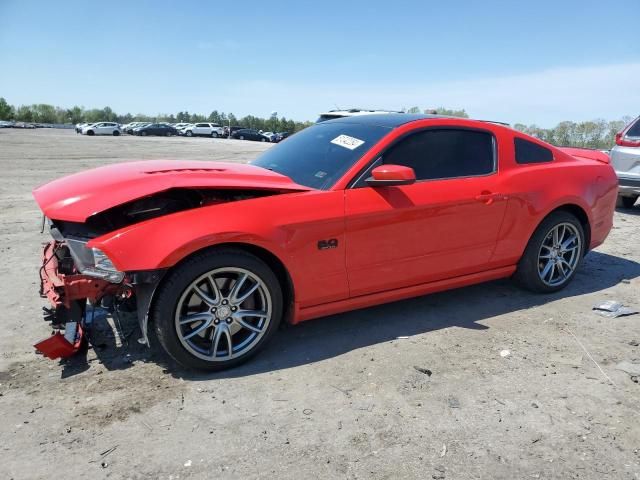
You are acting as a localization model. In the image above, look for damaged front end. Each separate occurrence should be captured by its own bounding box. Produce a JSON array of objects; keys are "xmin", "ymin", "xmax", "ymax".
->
[
  {"xmin": 35, "ymin": 233, "xmax": 133, "ymax": 359},
  {"xmin": 34, "ymin": 186, "xmax": 281, "ymax": 360}
]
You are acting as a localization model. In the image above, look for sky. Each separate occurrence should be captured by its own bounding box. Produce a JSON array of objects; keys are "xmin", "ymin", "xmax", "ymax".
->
[{"xmin": 0, "ymin": 0, "xmax": 638, "ymax": 126}]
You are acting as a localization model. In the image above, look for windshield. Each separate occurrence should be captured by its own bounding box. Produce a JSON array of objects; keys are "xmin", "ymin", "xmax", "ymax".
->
[{"xmin": 252, "ymin": 122, "xmax": 390, "ymax": 189}]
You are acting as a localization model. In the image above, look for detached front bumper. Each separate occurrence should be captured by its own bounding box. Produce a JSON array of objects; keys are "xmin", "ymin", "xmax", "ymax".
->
[
  {"xmin": 40, "ymin": 241, "xmax": 125, "ymax": 309},
  {"xmin": 35, "ymin": 240, "xmax": 128, "ymax": 359}
]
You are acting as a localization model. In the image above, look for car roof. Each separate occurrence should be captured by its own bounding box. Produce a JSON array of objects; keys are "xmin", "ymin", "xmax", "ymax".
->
[
  {"xmin": 323, "ymin": 113, "xmax": 512, "ymax": 129},
  {"xmin": 323, "ymin": 113, "xmax": 444, "ymax": 128}
]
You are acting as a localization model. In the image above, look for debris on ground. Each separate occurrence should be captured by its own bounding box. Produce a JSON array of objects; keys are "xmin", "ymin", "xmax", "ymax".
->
[
  {"xmin": 500, "ymin": 349, "xmax": 511, "ymax": 357},
  {"xmin": 100, "ymin": 445, "xmax": 118, "ymax": 458},
  {"xmin": 413, "ymin": 366, "xmax": 433, "ymax": 376},
  {"xmin": 440, "ymin": 444, "xmax": 447, "ymax": 457},
  {"xmin": 592, "ymin": 300, "xmax": 638, "ymax": 318},
  {"xmin": 433, "ymin": 465, "xmax": 446, "ymax": 479}
]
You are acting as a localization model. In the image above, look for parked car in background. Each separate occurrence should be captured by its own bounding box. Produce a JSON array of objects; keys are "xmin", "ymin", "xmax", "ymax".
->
[
  {"xmin": 183, "ymin": 123, "xmax": 225, "ymax": 138},
  {"xmin": 232, "ymin": 128, "xmax": 270, "ymax": 142},
  {"xmin": 261, "ymin": 131, "xmax": 277, "ymax": 142},
  {"xmin": 134, "ymin": 123, "xmax": 178, "ymax": 136},
  {"xmin": 76, "ymin": 123, "xmax": 89, "ymax": 133},
  {"xmin": 0, "ymin": 120, "xmax": 15, "ymax": 128},
  {"xmin": 611, "ymin": 115, "xmax": 640, "ymax": 208},
  {"xmin": 33, "ymin": 114, "xmax": 618, "ymax": 370},
  {"xmin": 128, "ymin": 122, "xmax": 151, "ymax": 134},
  {"xmin": 122, "ymin": 122, "xmax": 140, "ymax": 133},
  {"xmin": 174, "ymin": 123, "xmax": 191, "ymax": 131},
  {"xmin": 274, "ymin": 132, "xmax": 291, "ymax": 142},
  {"xmin": 14, "ymin": 122, "xmax": 36, "ymax": 129},
  {"xmin": 223, "ymin": 126, "xmax": 244, "ymax": 137},
  {"xmin": 177, "ymin": 123, "xmax": 194, "ymax": 135},
  {"xmin": 82, "ymin": 122, "xmax": 120, "ymax": 136}
]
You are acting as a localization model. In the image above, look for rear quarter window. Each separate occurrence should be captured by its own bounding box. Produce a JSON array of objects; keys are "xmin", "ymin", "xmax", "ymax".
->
[{"xmin": 515, "ymin": 138, "xmax": 554, "ymax": 164}]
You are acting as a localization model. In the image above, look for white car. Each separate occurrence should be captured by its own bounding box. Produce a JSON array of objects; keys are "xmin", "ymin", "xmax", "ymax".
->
[
  {"xmin": 316, "ymin": 108, "xmax": 402, "ymax": 123},
  {"xmin": 183, "ymin": 122, "xmax": 224, "ymax": 138},
  {"xmin": 611, "ymin": 115, "xmax": 640, "ymax": 208},
  {"xmin": 82, "ymin": 122, "xmax": 121, "ymax": 136},
  {"xmin": 261, "ymin": 131, "xmax": 277, "ymax": 142},
  {"xmin": 174, "ymin": 123, "xmax": 191, "ymax": 131}
]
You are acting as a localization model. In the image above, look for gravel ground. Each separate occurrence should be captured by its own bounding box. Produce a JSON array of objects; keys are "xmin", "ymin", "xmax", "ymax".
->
[{"xmin": 0, "ymin": 128, "xmax": 639, "ymax": 480}]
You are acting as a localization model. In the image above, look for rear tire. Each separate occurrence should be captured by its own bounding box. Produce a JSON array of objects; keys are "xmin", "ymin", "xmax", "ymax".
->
[
  {"xmin": 86, "ymin": 130, "xmax": 94, "ymax": 136},
  {"xmin": 616, "ymin": 195, "xmax": 637, "ymax": 209},
  {"xmin": 166, "ymin": 131, "xmax": 172, "ymax": 137},
  {"xmin": 211, "ymin": 132, "xmax": 218, "ymax": 138},
  {"xmin": 153, "ymin": 249, "xmax": 283, "ymax": 371},
  {"xmin": 239, "ymin": 135, "xmax": 244, "ymax": 140},
  {"xmin": 113, "ymin": 130, "xmax": 120, "ymax": 136},
  {"xmin": 186, "ymin": 130, "xmax": 193, "ymax": 137},
  {"xmin": 141, "ymin": 131, "xmax": 147, "ymax": 136},
  {"xmin": 514, "ymin": 211, "xmax": 585, "ymax": 293}
]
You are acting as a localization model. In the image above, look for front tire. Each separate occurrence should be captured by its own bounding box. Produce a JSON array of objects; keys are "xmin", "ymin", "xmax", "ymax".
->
[
  {"xmin": 211, "ymin": 132, "xmax": 218, "ymax": 138},
  {"xmin": 514, "ymin": 211, "xmax": 585, "ymax": 293},
  {"xmin": 239, "ymin": 135, "xmax": 245, "ymax": 140},
  {"xmin": 86, "ymin": 130, "xmax": 94, "ymax": 136},
  {"xmin": 186, "ymin": 130, "xmax": 193, "ymax": 137},
  {"xmin": 113, "ymin": 130, "xmax": 120, "ymax": 136},
  {"xmin": 153, "ymin": 249, "xmax": 283, "ymax": 371},
  {"xmin": 616, "ymin": 195, "xmax": 637, "ymax": 209}
]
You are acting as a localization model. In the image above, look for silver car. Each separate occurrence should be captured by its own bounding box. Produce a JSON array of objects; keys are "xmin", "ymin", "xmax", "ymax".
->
[{"xmin": 611, "ymin": 115, "xmax": 640, "ymax": 208}]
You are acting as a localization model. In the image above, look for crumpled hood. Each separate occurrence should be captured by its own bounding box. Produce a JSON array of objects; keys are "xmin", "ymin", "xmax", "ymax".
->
[{"xmin": 33, "ymin": 160, "xmax": 311, "ymax": 222}]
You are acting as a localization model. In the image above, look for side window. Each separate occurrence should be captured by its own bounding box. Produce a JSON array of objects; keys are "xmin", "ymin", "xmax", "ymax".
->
[
  {"xmin": 514, "ymin": 138, "xmax": 553, "ymax": 164},
  {"xmin": 626, "ymin": 117, "xmax": 640, "ymax": 137},
  {"xmin": 196, "ymin": 123, "xmax": 205, "ymax": 128},
  {"xmin": 382, "ymin": 129, "xmax": 495, "ymax": 180}
]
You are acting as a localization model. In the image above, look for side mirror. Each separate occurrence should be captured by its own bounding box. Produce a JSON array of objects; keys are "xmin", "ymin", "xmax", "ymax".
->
[{"xmin": 366, "ymin": 165, "xmax": 416, "ymax": 187}]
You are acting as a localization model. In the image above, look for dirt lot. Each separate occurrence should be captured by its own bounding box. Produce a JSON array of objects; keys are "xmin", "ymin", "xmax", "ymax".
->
[{"xmin": 0, "ymin": 128, "xmax": 639, "ymax": 480}]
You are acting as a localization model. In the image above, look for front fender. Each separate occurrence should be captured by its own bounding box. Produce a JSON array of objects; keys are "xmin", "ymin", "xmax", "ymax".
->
[{"xmin": 89, "ymin": 209, "xmax": 290, "ymax": 272}]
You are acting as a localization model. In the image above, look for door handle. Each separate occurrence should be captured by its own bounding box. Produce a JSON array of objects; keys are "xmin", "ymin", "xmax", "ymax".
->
[{"xmin": 475, "ymin": 191, "xmax": 505, "ymax": 205}]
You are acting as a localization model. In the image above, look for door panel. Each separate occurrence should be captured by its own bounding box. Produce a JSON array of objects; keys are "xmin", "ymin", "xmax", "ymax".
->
[{"xmin": 345, "ymin": 176, "xmax": 507, "ymax": 297}]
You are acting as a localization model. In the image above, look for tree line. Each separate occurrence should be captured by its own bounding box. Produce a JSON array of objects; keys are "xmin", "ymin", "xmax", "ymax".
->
[
  {"xmin": 0, "ymin": 97, "xmax": 632, "ymax": 148},
  {"xmin": 403, "ymin": 106, "xmax": 630, "ymax": 149},
  {"xmin": 0, "ymin": 97, "xmax": 313, "ymax": 133},
  {"xmin": 512, "ymin": 118, "xmax": 632, "ymax": 150}
]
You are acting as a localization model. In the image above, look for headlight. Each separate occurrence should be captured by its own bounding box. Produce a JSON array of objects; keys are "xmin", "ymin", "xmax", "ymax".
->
[
  {"xmin": 59, "ymin": 237, "xmax": 125, "ymax": 283},
  {"xmin": 83, "ymin": 248, "xmax": 125, "ymax": 283},
  {"xmin": 93, "ymin": 248, "xmax": 117, "ymax": 271}
]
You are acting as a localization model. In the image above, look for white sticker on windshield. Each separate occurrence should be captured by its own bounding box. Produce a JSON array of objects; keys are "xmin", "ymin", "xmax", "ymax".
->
[{"xmin": 331, "ymin": 134, "xmax": 365, "ymax": 150}]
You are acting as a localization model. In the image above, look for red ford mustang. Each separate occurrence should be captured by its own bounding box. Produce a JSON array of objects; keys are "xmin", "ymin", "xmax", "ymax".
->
[{"xmin": 33, "ymin": 114, "xmax": 618, "ymax": 370}]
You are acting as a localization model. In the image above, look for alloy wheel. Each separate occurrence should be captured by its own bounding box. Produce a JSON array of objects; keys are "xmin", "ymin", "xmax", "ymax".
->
[
  {"xmin": 174, "ymin": 268, "xmax": 272, "ymax": 361},
  {"xmin": 537, "ymin": 222, "xmax": 582, "ymax": 287}
]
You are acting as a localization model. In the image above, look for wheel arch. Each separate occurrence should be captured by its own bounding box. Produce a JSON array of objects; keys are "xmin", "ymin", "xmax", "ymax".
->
[
  {"xmin": 531, "ymin": 203, "xmax": 592, "ymax": 254},
  {"xmin": 143, "ymin": 242, "xmax": 296, "ymax": 344}
]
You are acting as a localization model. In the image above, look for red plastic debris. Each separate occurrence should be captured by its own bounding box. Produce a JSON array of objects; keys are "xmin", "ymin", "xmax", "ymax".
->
[{"xmin": 34, "ymin": 325, "xmax": 83, "ymax": 360}]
